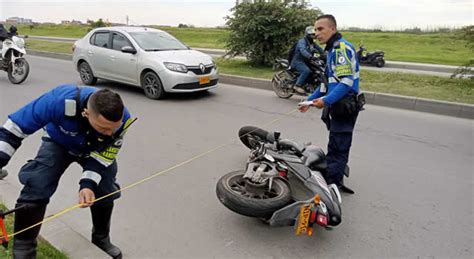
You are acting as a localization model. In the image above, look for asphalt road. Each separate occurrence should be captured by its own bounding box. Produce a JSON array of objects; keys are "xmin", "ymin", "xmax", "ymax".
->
[{"xmin": 0, "ymin": 55, "xmax": 472, "ymax": 258}]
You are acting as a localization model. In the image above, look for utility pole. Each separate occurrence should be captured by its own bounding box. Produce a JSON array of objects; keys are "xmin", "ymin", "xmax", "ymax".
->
[{"xmin": 126, "ymin": 15, "xmax": 129, "ymax": 26}]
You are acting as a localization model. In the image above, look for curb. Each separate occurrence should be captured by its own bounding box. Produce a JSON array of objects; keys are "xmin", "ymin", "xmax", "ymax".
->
[
  {"xmin": 0, "ymin": 180, "xmax": 108, "ymax": 259},
  {"xmin": 28, "ymin": 50, "xmax": 474, "ymax": 119}
]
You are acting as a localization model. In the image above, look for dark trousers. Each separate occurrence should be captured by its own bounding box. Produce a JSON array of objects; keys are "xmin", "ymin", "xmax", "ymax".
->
[
  {"xmin": 325, "ymin": 131, "xmax": 353, "ymax": 185},
  {"xmin": 17, "ymin": 137, "xmax": 121, "ymax": 205}
]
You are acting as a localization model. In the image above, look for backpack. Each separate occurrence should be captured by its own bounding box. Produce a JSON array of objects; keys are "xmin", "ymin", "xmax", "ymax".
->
[{"xmin": 287, "ymin": 41, "xmax": 298, "ymax": 63}]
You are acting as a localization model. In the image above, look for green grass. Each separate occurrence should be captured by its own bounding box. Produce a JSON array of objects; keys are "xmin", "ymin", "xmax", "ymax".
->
[
  {"xmin": 23, "ymin": 40, "xmax": 474, "ymax": 104},
  {"xmin": 26, "ymin": 40, "xmax": 73, "ymax": 54},
  {"xmin": 17, "ymin": 24, "xmax": 473, "ymax": 66},
  {"xmin": 342, "ymin": 31, "xmax": 473, "ymax": 66},
  {"xmin": 216, "ymin": 58, "xmax": 474, "ymax": 104},
  {"xmin": 0, "ymin": 204, "xmax": 68, "ymax": 259}
]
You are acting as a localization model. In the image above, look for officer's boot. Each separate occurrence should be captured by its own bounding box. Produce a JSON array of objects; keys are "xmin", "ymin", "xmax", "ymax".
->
[
  {"xmin": 91, "ymin": 202, "xmax": 122, "ymax": 259},
  {"xmin": 13, "ymin": 203, "xmax": 47, "ymax": 259}
]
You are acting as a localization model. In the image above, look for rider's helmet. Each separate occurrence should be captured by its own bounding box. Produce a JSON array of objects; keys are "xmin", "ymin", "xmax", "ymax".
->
[{"xmin": 304, "ymin": 26, "xmax": 315, "ymax": 41}]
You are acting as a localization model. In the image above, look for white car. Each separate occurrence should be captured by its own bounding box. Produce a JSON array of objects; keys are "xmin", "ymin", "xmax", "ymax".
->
[{"xmin": 72, "ymin": 26, "xmax": 219, "ymax": 99}]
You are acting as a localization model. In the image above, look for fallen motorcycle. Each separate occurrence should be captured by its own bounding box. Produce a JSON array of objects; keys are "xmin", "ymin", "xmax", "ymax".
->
[{"xmin": 216, "ymin": 126, "xmax": 347, "ymax": 236}]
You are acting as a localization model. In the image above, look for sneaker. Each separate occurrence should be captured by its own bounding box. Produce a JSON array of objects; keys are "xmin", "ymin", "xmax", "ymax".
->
[{"xmin": 294, "ymin": 85, "xmax": 306, "ymax": 94}]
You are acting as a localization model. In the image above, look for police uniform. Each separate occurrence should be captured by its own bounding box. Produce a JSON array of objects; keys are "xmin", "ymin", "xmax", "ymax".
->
[
  {"xmin": 307, "ymin": 33, "xmax": 360, "ymax": 186},
  {"xmin": 0, "ymin": 84, "xmax": 132, "ymax": 258}
]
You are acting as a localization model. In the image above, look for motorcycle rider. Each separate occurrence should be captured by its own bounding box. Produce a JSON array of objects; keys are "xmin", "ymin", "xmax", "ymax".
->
[
  {"xmin": 290, "ymin": 26, "xmax": 324, "ymax": 94},
  {"xmin": 0, "ymin": 84, "xmax": 135, "ymax": 258},
  {"xmin": 299, "ymin": 14, "xmax": 361, "ymax": 192},
  {"xmin": 0, "ymin": 24, "xmax": 8, "ymax": 46}
]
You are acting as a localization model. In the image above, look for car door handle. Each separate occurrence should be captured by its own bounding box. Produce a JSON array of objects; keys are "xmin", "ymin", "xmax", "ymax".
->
[{"xmin": 110, "ymin": 55, "xmax": 115, "ymax": 60}]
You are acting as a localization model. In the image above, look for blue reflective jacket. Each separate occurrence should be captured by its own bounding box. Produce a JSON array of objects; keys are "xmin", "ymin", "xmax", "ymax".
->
[
  {"xmin": 307, "ymin": 38, "xmax": 360, "ymax": 105},
  {"xmin": 0, "ymin": 84, "xmax": 133, "ymax": 190}
]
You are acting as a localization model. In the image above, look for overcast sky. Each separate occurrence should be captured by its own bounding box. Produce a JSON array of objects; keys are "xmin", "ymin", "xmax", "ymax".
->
[{"xmin": 0, "ymin": 0, "xmax": 472, "ymax": 30}]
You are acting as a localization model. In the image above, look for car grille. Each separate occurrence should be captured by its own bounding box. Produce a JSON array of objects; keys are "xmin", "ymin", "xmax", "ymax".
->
[
  {"xmin": 173, "ymin": 79, "xmax": 218, "ymax": 90},
  {"xmin": 187, "ymin": 65, "xmax": 214, "ymax": 75}
]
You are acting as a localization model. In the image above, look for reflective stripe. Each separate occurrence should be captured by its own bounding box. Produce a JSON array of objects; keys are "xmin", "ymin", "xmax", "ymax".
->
[
  {"xmin": 328, "ymin": 77, "xmax": 338, "ymax": 83},
  {"xmin": 3, "ymin": 119, "xmax": 28, "ymax": 138},
  {"xmin": 341, "ymin": 77, "xmax": 354, "ymax": 87},
  {"xmin": 90, "ymin": 152, "xmax": 114, "ymax": 167},
  {"xmin": 0, "ymin": 141, "xmax": 16, "ymax": 157},
  {"xmin": 81, "ymin": 170, "xmax": 102, "ymax": 184}
]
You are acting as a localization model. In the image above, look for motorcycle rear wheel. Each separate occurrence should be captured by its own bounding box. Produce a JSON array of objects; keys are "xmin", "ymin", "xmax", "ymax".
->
[
  {"xmin": 8, "ymin": 58, "xmax": 29, "ymax": 84},
  {"xmin": 216, "ymin": 170, "xmax": 292, "ymax": 218},
  {"xmin": 375, "ymin": 58, "xmax": 385, "ymax": 68},
  {"xmin": 272, "ymin": 71, "xmax": 293, "ymax": 99}
]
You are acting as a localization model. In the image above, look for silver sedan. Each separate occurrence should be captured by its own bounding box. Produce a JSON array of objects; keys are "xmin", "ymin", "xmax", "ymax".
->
[{"xmin": 72, "ymin": 26, "xmax": 219, "ymax": 99}]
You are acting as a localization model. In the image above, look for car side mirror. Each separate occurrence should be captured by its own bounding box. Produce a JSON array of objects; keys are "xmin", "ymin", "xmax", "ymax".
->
[{"xmin": 121, "ymin": 46, "xmax": 136, "ymax": 54}]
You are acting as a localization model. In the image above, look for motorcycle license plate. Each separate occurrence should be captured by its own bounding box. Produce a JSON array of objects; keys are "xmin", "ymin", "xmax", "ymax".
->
[
  {"xmin": 199, "ymin": 76, "xmax": 210, "ymax": 85},
  {"xmin": 295, "ymin": 204, "xmax": 311, "ymax": 235}
]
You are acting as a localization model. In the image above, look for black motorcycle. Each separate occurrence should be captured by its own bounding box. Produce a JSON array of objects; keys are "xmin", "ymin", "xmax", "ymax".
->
[
  {"xmin": 356, "ymin": 44, "xmax": 385, "ymax": 67},
  {"xmin": 216, "ymin": 126, "xmax": 346, "ymax": 235},
  {"xmin": 272, "ymin": 55, "xmax": 327, "ymax": 99}
]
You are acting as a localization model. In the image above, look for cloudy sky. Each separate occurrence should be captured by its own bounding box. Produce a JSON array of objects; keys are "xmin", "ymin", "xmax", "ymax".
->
[{"xmin": 0, "ymin": 0, "xmax": 472, "ymax": 29}]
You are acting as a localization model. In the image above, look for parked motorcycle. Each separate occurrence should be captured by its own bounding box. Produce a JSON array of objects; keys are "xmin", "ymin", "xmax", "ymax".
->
[
  {"xmin": 0, "ymin": 26, "xmax": 29, "ymax": 84},
  {"xmin": 216, "ymin": 126, "xmax": 346, "ymax": 235},
  {"xmin": 356, "ymin": 44, "xmax": 385, "ymax": 68},
  {"xmin": 272, "ymin": 55, "xmax": 327, "ymax": 99}
]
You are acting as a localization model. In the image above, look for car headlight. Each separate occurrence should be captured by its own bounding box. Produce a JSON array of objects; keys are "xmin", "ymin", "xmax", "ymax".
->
[
  {"xmin": 13, "ymin": 37, "xmax": 25, "ymax": 49},
  {"xmin": 211, "ymin": 59, "xmax": 217, "ymax": 68},
  {"xmin": 164, "ymin": 62, "xmax": 188, "ymax": 73}
]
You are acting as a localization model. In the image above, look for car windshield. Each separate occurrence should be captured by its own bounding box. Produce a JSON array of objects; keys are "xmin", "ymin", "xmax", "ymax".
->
[{"xmin": 129, "ymin": 31, "xmax": 189, "ymax": 51}]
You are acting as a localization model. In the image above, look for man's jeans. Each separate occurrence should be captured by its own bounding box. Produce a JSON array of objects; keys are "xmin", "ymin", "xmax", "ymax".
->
[{"xmin": 293, "ymin": 62, "xmax": 311, "ymax": 86}]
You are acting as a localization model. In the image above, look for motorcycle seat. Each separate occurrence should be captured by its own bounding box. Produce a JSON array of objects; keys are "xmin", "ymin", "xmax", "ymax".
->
[
  {"xmin": 302, "ymin": 145, "xmax": 327, "ymax": 171},
  {"xmin": 275, "ymin": 58, "xmax": 290, "ymax": 69},
  {"xmin": 367, "ymin": 51, "xmax": 383, "ymax": 56}
]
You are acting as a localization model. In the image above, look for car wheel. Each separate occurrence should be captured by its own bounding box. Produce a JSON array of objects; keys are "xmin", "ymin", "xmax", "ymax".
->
[
  {"xmin": 78, "ymin": 61, "xmax": 97, "ymax": 85},
  {"xmin": 142, "ymin": 71, "xmax": 165, "ymax": 100}
]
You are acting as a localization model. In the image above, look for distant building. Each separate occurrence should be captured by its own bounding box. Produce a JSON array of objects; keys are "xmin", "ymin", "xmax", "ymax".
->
[
  {"xmin": 235, "ymin": 0, "xmax": 307, "ymax": 4},
  {"xmin": 61, "ymin": 19, "xmax": 83, "ymax": 25},
  {"xmin": 6, "ymin": 17, "xmax": 33, "ymax": 25}
]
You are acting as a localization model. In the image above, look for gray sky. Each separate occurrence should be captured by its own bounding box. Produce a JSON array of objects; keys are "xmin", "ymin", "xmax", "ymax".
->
[{"xmin": 0, "ymin": 0, "xmax": 472, "ymax": 29}]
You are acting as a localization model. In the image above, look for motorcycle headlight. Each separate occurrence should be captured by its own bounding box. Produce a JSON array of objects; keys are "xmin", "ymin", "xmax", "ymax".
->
[
  {"xmin": 164, "ymin": 62, "xmax": 188, "ymax": 73},
  {"xmin": 12, "ymin": 37, "xmax": 25, "ymax": 49}
]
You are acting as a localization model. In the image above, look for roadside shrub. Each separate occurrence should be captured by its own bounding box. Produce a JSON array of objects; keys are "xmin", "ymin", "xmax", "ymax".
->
[{"xmin": 224, "ymin": 1, "xmax": 322, "ymax": 66}]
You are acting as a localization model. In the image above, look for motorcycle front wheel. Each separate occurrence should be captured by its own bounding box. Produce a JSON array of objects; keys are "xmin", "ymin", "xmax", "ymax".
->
[
  {"xmin": 8, "ymin": 58, "xmax": 29, "ymax": 84},
  {"xmin": 272, "ymin": 71, "xmax": 293, "ymax": 99},
  {"xmin": 216, "ymin": 170, "xmax": 292, "ymax": 218}
]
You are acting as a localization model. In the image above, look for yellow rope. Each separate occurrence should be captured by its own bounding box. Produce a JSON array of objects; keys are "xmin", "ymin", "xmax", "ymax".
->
[{"xmin": 5, "ymin": 108, "xmax": 299, "ymax": 239}]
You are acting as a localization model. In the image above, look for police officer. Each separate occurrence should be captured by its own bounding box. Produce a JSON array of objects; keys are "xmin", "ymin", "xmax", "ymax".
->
[
  {"xmin": 0, "ymin": 84, "xmax": 135, "ymax": 258},
  {"xmin": 300, "ymin": 14, "xmax": 361, "ymax": 191},
  {"xmin": 291, "ymin": 26, "xmax": 324, "ymax": 94}
]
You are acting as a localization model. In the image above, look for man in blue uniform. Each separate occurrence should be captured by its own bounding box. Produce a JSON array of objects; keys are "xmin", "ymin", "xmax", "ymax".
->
[
  {"xmin": 0, "ymin": 84, "xmax": 135, "ymax": 258},
  {"xmin": 291, "ymin": 26, "xmax": 324, "ymax": 94},
  {"xmin": 299, "ymin": 15, "xmax": 362, "ymax": 192}
]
